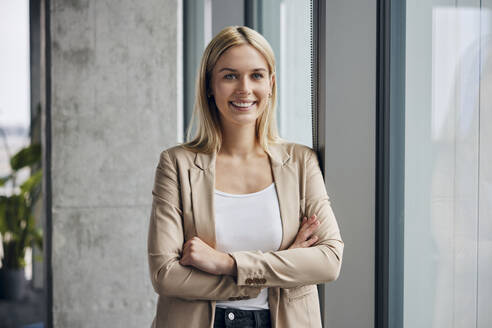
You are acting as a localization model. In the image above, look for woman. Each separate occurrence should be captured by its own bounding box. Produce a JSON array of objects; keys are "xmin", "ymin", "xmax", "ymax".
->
[{"xmin": 148, "ymin": 26, "xmax": 343, "ymax": 328}]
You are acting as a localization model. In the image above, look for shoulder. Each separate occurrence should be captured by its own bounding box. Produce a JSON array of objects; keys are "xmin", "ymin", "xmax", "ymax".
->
[
  {"xmin": 161, "ymin": 144, "xmax": 196, "ymax": 159},
  {"xmin": 156, "ymin": 144, "xmax": 199, "ymax": 169},
  {"xmin": 270, "ymin": 140, "xmax": 317, "ymax": 163}
]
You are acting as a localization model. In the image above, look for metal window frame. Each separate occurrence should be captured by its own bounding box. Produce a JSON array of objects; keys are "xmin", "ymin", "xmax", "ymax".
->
[
  {"xmin": 375, "ymin": 0, "xmax": 406, "ymax": 327},
  {"xmin": 245, "ymin": 0, "xmax": 262, "ymax": 32},
  {"xmin": 183, "ymin": 0, "xmax": 212, "ymax": 139},
  {"xmin": 42, "ymin": 0, "xmax": 53, "ymax": 326},
  {"xmin": 312, "ymin": 0, "xmax": 327, "ymax": 322},
  {"xmin": 312, "ymin": 0, "xmax": 325, "ymax": 163}
]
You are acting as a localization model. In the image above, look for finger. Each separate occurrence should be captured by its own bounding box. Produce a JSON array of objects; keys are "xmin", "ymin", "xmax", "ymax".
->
[
  {"xmin": 302, "ymin": 216, "xmax": 315, "ymax": 227},
  {"xmin": 302, "ymin": 222, "xmax": 320, "ymax": 239},
  {"xmin": 302, "ymin": 216, "xmax": 317, "ymax": 229},
  {"xmin": 301, "ymin": 235, "xmax": 318, "ymax": 248},
  {"xmin": 179, "ymin": 253, "xmax": 188, "ymax": 265},
  {"xmin": 301, "ymin": 218, "xmax": 320, "ymax": 235},
  {"xmin": 309, "ymin": 219, "xmax": 321, "ymax": 231},
  {"xmin": 306, "ymin": 235, "xmax": 319, "ymax": 247},
  {"xmin": 304, "ymin": 216, "xmax": 319, "ymax": 228},
  {"xmin": 295, "ymin": 224, "xmax": 318, "ymax": 244},
  {"xmin": 180, "ymin": 248, "xmax": 189, "ymax": 261},
  {"xmin": 296, "ymin": 219, "xmax": 310, "ymax": 236}
]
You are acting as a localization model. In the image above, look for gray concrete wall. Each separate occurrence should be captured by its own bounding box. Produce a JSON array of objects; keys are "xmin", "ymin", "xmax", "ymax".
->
[{"xmin": 50, "ymin": 0, "xmax": 182, "ymax": 326}]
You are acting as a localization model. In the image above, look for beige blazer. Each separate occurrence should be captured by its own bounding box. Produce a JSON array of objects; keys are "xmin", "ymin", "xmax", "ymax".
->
[{"xmin": 148, "ymin": 142, "xmax": 344, "ymax": 328}]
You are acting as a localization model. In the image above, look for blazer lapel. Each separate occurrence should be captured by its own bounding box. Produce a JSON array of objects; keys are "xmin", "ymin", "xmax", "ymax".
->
[
  {"xmin": 189, "ymin": 143, "xmax": 300, "ymax": 251},
  {"xmin": 190, "ymin": 151, "xmax": 217, "ymax": 248},
  {"xmin": 268, "ymin": 143, "xmax": 300, "ymax": 250}
]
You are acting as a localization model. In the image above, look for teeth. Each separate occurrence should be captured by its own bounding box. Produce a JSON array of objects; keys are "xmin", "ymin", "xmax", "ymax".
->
[{"xmin": 231, "ymin": 101, "xmax": 254, "ymax": 108}]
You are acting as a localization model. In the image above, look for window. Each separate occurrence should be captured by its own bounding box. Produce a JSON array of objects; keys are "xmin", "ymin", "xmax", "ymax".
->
[
  {"xmin": 380, "ymin": 1, "xmax": 492, "ymax": 327},
  {"xmin": 254, "ymin": 0, "xmax": 313, "ymax": 147}
]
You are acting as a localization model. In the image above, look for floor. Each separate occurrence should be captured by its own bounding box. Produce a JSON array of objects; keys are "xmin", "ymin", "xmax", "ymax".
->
[{"xmin": 0, "ymin": 285, "xmax": 45, "ymax": 328}]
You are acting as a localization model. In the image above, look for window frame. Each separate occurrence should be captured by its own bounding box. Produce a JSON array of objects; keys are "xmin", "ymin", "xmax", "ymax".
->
[{"xmin": 375, "ymin": 0, "xmax": 406, "ymax": 327}]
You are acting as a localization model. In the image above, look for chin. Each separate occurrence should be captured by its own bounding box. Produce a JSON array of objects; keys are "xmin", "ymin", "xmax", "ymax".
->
[{"xmin": 221, "ymin": 115, "xmax": 259, "ymax": 127}]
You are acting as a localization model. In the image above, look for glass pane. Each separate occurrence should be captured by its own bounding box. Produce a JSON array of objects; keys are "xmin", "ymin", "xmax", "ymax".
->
[
  {"xmin": 258, "ymin": 0, "xmax": 313, "ymax": 147},
  {"xmin": 404, "ymin": 1, "xmax": 492, "ymax": 327}
]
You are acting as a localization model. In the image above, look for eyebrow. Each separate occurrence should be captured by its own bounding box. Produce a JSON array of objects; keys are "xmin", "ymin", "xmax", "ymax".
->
[{"xmin": 218, "ymin": 67, "xmax": 268, "ymax": 73}]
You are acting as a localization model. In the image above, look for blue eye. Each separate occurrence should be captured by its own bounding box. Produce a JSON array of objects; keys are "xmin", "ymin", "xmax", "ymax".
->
[
  {"xmin": 252, "ymin": 73, "xmax": 264, "ymax": 79},
  {"xmin": 224, "ymin": 74, "xmax": 237, "ymax": 80}
]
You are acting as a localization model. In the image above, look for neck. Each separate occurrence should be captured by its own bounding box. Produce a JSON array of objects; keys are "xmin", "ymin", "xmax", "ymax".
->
[{"xmin": 219, "ymin": 121, "xmax": 262, "ymax": 159}]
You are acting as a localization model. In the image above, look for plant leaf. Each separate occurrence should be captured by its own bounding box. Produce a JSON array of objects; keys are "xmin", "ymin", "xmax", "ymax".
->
[
  {"xmin": 0, "ymin": 174, "xmax": 11, "ymax": 186},
  {"xmin": 10, "ymin": 144, "xmax": 41, "ymax": 171},
  {"xmin": 20, "ymin": 169, "xmax": 42, "ymax": 195}
]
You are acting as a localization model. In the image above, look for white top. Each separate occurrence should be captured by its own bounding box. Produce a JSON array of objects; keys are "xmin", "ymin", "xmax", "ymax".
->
[{"xmin": 214, "ymin": 183, "xmax": 283, "ymax": 310}]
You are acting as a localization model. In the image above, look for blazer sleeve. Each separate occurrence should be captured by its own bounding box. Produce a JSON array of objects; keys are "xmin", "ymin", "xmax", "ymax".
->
[
  {"xmin": 147, "ymin": 150, "xmax": 262, "ymax": 301},
  {"xmin": 230, "ymin": 148, "xmax": 344, "ymax": 288}
]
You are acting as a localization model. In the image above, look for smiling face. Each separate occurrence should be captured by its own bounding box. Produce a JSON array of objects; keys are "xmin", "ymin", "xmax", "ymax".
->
[{"xmin": 210, "ymin": 44, "xmax": 274, "ymax": 129}]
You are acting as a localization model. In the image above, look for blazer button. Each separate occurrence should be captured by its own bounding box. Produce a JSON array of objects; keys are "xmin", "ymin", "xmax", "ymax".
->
[{"xmin": 245, "ymin": 278, "xmax": 253, "ymax": 285}]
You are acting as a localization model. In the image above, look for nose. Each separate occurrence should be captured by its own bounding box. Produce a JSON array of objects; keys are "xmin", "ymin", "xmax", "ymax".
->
[{"xmin": 235, "ymin": 76, "xmax": 252, "ymax": 95}]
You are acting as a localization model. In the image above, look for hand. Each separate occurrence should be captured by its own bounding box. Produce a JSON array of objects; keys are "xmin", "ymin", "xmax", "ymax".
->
[
  {"xmin": 179, "ymin": 236, "xmax": 237, "ymax": 276},
  {"xmin": 288, "ymin": 214, "xmax": 320, "ymax": 249}
]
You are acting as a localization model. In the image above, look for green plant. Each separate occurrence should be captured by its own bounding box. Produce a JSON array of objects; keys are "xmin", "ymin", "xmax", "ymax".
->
[{"xmin": 0, "ymin": 143, "xmax": 43, "ymax": 269}]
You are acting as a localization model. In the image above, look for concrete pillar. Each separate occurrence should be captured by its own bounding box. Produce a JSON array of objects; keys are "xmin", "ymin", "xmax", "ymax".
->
[{"xmin": 50, "ymin": 0, "xmax": 182, "ymax": 326}]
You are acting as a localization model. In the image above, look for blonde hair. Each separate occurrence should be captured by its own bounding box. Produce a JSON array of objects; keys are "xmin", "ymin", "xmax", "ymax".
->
[{"xmin": 182, "ymin": 26, "xmax": 282, "ymax": 155}]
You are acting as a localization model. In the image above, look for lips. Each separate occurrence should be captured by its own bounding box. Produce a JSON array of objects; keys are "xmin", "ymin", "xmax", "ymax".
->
[{"xmin": 229, "ymin": 101, "xmax": 257, "ymax": 110}]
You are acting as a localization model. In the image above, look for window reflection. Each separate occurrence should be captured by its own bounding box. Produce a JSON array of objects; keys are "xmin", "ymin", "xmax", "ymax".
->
[{"xmin": 404, "ymin": 4, "xmax": 491, "ymax": 327}]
